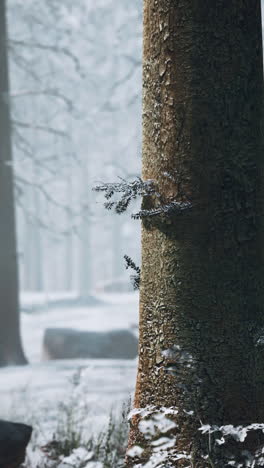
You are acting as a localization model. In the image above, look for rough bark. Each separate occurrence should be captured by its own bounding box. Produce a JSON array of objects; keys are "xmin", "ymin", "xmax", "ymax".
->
[
  {"xmin": 0, "ymin": 0, "xmax": 27, "ymax": 366},
  {"xmin": 128, "ymin": 0, "xmax": 264, "ymax": 466}
]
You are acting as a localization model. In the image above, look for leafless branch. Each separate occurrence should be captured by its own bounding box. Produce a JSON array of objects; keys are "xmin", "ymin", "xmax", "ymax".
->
[
  {"xmin": 9, "ymin": 39, "xmax": 82, "ymax": 75},
  {"xmin": 10, "ymin": 88, "xmax": 74, "ymax": 112},
  {"xmin": 12, "ymin": 120, "xmax": 68, "ymax": 138}
]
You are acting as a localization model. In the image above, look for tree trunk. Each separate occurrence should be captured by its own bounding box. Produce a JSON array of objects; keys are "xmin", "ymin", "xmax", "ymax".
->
[
  {"xmin": 32, "ymin": 163, "xmax": 43, "ymax": 292},
  {"xmin": 112, "ymin": 215, "xmax": 124, "ymax": 280},
  {"xmin": 128, "ymin": 1, "xmax": 264, "ymax": 466},
  {"xmin": 65, "ymin": 171, "xmax": 73, "ymax": 291},
  {"xmin": 0, "ymin": 0, "xmax": 27, "ymax": 366},
  {"xmin": 79, "ymin": 222, "xmax": 91, "ymax": 296},
  {"xmin": 78, "ymin": 165, "xmax": 92, "ymax": 296}
]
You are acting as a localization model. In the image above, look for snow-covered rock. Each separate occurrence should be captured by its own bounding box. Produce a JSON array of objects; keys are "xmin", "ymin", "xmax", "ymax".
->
[{"xmin": 0, "ymin": 420, "xmax": 32, "ymax": 468}]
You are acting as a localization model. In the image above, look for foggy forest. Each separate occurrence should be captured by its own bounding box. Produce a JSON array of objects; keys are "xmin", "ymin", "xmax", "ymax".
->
[{"xmin": 1, "ymin": 0, "xmax": 264, "ymax": 467}]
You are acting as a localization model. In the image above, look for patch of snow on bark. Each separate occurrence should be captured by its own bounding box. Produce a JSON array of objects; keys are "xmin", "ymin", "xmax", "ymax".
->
[{"xmin": 127, "ymin": 445, "xmax": 144, "ymax": 457}]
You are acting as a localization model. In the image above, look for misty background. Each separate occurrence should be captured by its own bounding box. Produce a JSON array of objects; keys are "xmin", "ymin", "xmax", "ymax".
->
[
  {"xmin": 1, "ymin": 1, "xmax": 142, "ymax": 464},
  {"xmin": 9, "ymin": 0, "xmax": 142, "ymax": 296}
]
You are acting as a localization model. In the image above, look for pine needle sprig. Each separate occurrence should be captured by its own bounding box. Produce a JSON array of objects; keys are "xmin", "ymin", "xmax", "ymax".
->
[
  {"xmin": 132, "ymin": 200, "xmax": 193, "ymax": 219},
  {"xmin": 124, "ymin": 254, "xmax": 141, "ymax": 290},
  {"xmin": 93, "ymin": 177, "xmax": 156, "ymax": 214}
]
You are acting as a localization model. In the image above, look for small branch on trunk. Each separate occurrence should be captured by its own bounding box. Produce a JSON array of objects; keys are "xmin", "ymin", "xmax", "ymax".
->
[{"xmin": 124, "ymin": 255, "xmax": 141, "ymax": 290}]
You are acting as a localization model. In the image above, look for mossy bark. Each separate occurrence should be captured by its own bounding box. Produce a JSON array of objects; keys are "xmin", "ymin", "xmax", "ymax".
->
[
  {"xmin": 128, "ymin": 1, "xmax": 264, "ymax": 466},
  {"xmin": 0, "ymin": 0, "xmax": 27, "ymax": 366}
]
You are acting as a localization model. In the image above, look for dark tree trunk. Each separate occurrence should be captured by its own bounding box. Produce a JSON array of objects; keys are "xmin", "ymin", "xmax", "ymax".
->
[
  {"xmin": 0, "ymin": 0, "xmax": 27, "ymax": 366},
  {"xmin": 128, "ymin": 1, "xmax": 264, "ymax": 466}
]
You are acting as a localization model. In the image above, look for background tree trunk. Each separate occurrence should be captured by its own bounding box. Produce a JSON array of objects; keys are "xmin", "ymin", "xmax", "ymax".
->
[
  {"xmin": 128, "ymin": 0, "xmax": 264, "ymax": 465},
  {"xmin": 112, "ymin": 215, "xmax": 124, "ymax": 280},
  {"xmin": 65, "ymin": 170, "xmax": 73, "ymax": 291},
  {"xmin": 78, "ymin": 163, "xmax": 92, "ymax": 297},
  {"xmin": 0, "ymin": 0, "xmax": 27, "ymax": 366}
]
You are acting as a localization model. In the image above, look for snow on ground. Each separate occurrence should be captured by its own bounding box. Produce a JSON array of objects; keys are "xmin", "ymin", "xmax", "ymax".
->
[
  {"xmin": 0, "ymin": 292, "xmax": 138, "ymax": 444},
  {"xmin": 0, "ymin": 359, "xmax": 136, "ymax": 442}
]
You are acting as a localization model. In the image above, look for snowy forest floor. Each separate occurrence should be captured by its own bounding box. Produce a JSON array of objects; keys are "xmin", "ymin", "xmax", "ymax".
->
[{"xmin": 0, "ymin": 292, "xmax": 138, "ymax": 467}]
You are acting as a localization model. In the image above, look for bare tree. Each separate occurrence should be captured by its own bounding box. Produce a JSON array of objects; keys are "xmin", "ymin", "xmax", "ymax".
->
[{"xmin": 0, "ymin": 0, "xmax": 27, "ymax": 366}]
